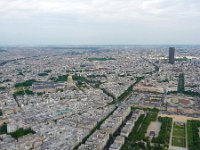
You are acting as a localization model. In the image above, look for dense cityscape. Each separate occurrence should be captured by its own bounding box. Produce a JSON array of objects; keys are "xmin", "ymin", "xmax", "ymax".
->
[{"xmin": 0, "ymin": 46, "xmax": 200, "ymax": 150}]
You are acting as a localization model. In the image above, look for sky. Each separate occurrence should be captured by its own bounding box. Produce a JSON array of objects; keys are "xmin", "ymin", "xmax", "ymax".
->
[{"xmin": 0, "ymin": 0, "xmax": 200, "ymax": 45}]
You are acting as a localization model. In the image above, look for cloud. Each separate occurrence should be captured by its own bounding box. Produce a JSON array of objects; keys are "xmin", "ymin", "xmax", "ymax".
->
[
  {"xmin": 0, "ymin": 0, "xmax": 200, "ymax": 45},
  {"xmin": 0, "ymin": 0, "xmax": 200, "ymax": 22}
]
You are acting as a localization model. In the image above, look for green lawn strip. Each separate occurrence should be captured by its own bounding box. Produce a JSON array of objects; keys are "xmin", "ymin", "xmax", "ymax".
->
[
  {"xmin": 172, "ymin": 137, "xmax": 186, "ymax": 147},
  {"xmin": 173, "ymin": 128, "xmax": 185, "ymax": 137},
  {"xmin": 172, "ymin": 123, "xmax": 186, "ymax": 147},
  {"xmin": 187, "ymin": 120, "xmax": 200, "ymax": 150}
]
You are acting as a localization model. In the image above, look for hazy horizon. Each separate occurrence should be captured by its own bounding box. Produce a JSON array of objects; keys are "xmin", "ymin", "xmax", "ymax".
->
[{"xmin": 1, "ymin": 44, "xmax": 200, "ymax": 47}]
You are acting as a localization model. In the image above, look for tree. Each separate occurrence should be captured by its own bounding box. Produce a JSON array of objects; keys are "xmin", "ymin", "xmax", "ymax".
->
[{"xmin": 177, "ymin": 73, "xmax": 185, "ymax": 92}]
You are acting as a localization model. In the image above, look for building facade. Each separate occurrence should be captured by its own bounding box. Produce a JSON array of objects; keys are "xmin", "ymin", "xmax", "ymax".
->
[{"xmin": 169, "ymin": 47, "xmax": 175, "ymax": 64}]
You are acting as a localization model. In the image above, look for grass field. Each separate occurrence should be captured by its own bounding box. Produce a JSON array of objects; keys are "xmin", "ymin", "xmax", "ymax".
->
[
  {"xmin": 172, "ymin": 123, "xmax": 186, "ymax": 147},
  {"xmin": 172, "ymin": 137, "xmax": 185, "ymax": 147},
  {"xmin": 173, "ymin": 125, "xmax": 185, "ymax": 137},
  {"xmin": 187, "ymin": 120, "xmax": 200, "ymax": 150}
]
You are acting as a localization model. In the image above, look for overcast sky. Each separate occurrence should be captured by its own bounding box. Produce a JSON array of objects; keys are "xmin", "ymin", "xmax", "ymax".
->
[{"xmin": 0, "ymin": 0, "xmax": 200, "ymax": 45}]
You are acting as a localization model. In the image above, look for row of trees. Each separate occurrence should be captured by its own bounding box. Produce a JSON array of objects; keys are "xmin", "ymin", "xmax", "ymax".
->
[
  {"xmin": 101, "ymin": 88, "xmax": 116, "ymax": 103},
  {"xmin": 51, "ymin": 75, "xmax": 68, "ymax": 82},
  {"xmin": 73, "ymin": 74, "xmax": 101, "ymax": 88},
  {"xmin": 0, "ymin": 123, "xmax": 7, "ymax": 134},
  {"xmin": 13, "ymin": 89, "xmax": 33, "ymax": 97},
  {"xmin": 38, "ymin": 72, "xmax": 48, "ymax": 76},
  {"xmin": 73, "ymin": 107, "xmax": 118, "ymax": 150},
  {"xmin": 9, "ymin": 128, "xmax": 35, "ymax": 140},
  {"xmin": 117, "ymin": 84, "xmax": 133, "ymax": 102},
  {"xmin": 0, "ymin": 110, "xmax": 2, "ymax": 116},
  {"xmin": 187, "ymin": 120, "xmax": 200, "ymax": 150},
  {"xmin": 0, "ymin": 124, "xmax": 35, "ymax": 140},
  {"xmin": 87, "ymin": 57, "xmax": 115, "ymax": 61},
  {"xmin": 15, "ymin": 79, "xmax": 36, "ymax": 88},
  {"xmin": 152, "ymin": 117, "xmax": 172, "ymax": 148},
  {"xmin": 175, "ymin": 57, "xmax": 189, "ymax": 62},
  {"xmin": 137, "ymin": 110, "xmax": 158, "ymax": 141},
  {"xmin": 183, "ymin": 90, "xmax": 200, "ymax": 97},
  {"xmin": 178, "ymin": 73, "xmax": 185, "ymax": 92},
  {"xmin": 44, "ymin": 69, "xmax": 52, "ymax": 73},
  {"xmin": 121, "ymin": 109, "xmax": 159, "ymax": 150},
  {"xmin": 52, "ymin": 74, "xmax": 88, "ymax": 83},
  {"xmin": 121, "ymin": 114, "xmax": 145, "ymax": 150},
  {"xmin": 0, "ymin": 86, "xmax": 6, "ymax": 91},
  {"xmin": 169, "ymin": 73, "xmax": 200, "ymax": 97},
  {"xmin": 117, "ymin": 76, "xmax": 145, "ymax": 103},
  {"xmin": 87, "ymin": 74, "xmax": 106, "ymax": 78},
  {"xmin": 168, "ymin": 90, "xmax": 200, "ymax": 98}
]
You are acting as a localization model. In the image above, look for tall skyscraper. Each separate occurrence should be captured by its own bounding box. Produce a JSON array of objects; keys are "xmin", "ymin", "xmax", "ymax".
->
[{"xmin": 169, "ymin": 47, "xmax": 175, "ymax": 64}]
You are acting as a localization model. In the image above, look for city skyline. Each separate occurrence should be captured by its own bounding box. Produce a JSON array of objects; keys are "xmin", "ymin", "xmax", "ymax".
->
[{"xmin": 1, "ymin": 46, "xmax": 200, "ymax": 149}]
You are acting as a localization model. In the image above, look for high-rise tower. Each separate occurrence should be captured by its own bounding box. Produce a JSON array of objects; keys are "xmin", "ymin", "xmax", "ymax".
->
[{"xmin": 169, "ymin": 47, "xmax": 175, "ymax": 64}]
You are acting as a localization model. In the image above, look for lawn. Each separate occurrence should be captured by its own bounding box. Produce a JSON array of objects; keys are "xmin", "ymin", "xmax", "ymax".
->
[
  {"xmin": 173, "ymin": 126, "xmax": 185, "ymax": 137},
  {"xmin": 187, "ymin": 120, "xmax": 200, "ymax": 150},
  {"xmin": 172, "ymin": 137, "xmax": 186, "ymax": 147},
  {"xmin": 172, "ymin": 123, "xmax": 186, "ymax": 147}
]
